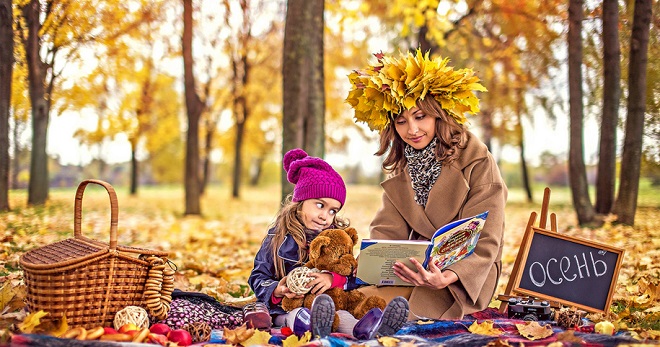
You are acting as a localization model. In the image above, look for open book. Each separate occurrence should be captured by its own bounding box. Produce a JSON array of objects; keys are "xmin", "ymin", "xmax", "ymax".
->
[{"xmin": 356, "ymin": 211, "xmax": 488, "ymax": 286}]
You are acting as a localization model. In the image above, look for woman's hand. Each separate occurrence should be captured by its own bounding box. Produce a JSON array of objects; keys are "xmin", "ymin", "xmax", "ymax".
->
[
  {"xmin": 392, "ymin": 257, "xmax": 458, "ymax": 289},
  {"xmin": 275, "ymin": 277, "xmax": 304, "ymax": 299},
  {"xmin": 306, "ymin": 272, "xmax": 334, "ymax": 295}
]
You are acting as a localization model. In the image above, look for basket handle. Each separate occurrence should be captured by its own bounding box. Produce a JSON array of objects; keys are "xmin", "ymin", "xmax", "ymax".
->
[{"xmin": 74, "ymin": 179, "xmax": 119, "ymax": 250}]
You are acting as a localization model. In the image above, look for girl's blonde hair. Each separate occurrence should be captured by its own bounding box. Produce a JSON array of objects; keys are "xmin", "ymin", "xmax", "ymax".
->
[
  {"xmin": 376, "ymin": 97, "xmax": 468, "ymax": 173},
  {"xmin": 269, "ymin": 195, "xmax": 350, "ymax": 278}
]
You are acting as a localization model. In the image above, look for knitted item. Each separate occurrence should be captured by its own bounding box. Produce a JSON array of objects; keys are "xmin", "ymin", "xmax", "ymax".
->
[
  {"xmin": 405, "ymin": 138, "xmax": 442, "ymax": 207},
  {"xmin": 283, "ymin": 149, "xmax": 346, "ymax": 207}
]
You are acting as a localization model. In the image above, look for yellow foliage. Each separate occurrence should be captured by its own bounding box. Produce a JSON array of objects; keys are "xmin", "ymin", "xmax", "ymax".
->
[
  {"xmin": 515, "ymin": 321, "xmax": 554, "ymax": 340},
  {"xmin": 18, "ymin": 310, "xmax": 48, "ymax": 334},
  {"xmin": 468, "ymin": 320, "xmax": 503, "ymax": 336},
  {"xmin": 282, "ymin": 331, "xmax": 312, "ymax": 347},
  {"xmin": 241, "ymin": 329, "xmax": 272, "ymax": 346}
]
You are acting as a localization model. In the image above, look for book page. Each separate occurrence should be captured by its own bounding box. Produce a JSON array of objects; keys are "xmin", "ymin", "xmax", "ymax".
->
[
  {"xmin": 427, "ymin": 212, "xmax": 488, "ymax": 269},
  {"xmin": 356, "ymin": 240, "xmax": 430, "ymax": 286}
]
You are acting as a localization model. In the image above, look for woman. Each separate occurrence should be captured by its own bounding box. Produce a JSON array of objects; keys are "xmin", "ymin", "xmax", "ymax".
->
[{"xmin": 346, "ymin": 49, "xmax": 507, "ymax": 319}]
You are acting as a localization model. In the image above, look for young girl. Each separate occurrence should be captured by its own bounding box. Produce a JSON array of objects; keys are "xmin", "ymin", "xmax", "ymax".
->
[{"xmin": 247, "ymin": 148, "xmax": 409, "ymax": 339}]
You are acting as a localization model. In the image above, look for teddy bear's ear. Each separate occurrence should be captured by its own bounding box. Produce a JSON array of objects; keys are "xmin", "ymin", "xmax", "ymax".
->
[
  {"xmin": 309, "ymin": 235, "xmax": 330, "ymax": 261},
  {"xmin": 345, "ymin": 227, "xmax": 359, "ymax": 246}
]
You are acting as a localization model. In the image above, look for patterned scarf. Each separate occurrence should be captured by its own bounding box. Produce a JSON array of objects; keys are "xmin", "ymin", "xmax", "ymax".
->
[{"xmin": 405, "ymin": 137, "xmax": 442, "ymax": 207}]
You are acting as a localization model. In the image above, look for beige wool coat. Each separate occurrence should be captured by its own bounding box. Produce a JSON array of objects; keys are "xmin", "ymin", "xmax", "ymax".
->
[{"xmin": 359, "ymin": 132, "xmax": 507, "ymax": 319}]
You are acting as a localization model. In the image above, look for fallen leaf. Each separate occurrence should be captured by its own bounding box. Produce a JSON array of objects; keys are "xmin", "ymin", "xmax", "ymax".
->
[
  {"xmin": 17, "ymin": 310, "xmax": 48, "ymax": 334},
  {"xmin": 50, "ymin": 315, "xmax": 68, "ymax": 337},
  {"xmin": 242, "ymin": 329, "xmax": 271, "ymax": 346},
  {"xmin": 468, "ymin": 320, "xmax": 503, "ymax": 336},
  {"xmin": 555, "ymin": 330, "xmax": 584, "ymax": 343},
  {"xmin": 515, "ymin": 321, "xmax": 553, "ymax": 340},
  {"xmin": 282, "ymin": 331, "xmax": 311, "ymax": 347},
  {"xmin": 377, "ymin": 336, "xmax": 400, "ymax": 346},
  {"xmin": 222, "ymin": 324, "xmax": 255, "ymax": 344},
  {"xmin": 0, "ymin": 283, "xmax": 15, "ymax": 312},
  {"xmin": 486, "ymin": 339, "xmax": 513, "ymax": 346}
]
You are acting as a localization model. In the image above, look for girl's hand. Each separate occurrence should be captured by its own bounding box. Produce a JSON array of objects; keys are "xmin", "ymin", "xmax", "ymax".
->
[
  {"xmin": 392, "ymin": 257, "xmax": 458, "ymax": 289},
  {"xmin": 275, "ymin": 277, "xmax": 303, "ymax": 299},
  {"xmin": 306, "ymin": 272, "xmax": 333, "ymax": 295}
]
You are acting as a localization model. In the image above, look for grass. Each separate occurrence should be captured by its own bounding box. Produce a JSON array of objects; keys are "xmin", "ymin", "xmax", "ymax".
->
[{"xmin": 2, "ymin": 180, "xmax": 660, "ymax": 332}]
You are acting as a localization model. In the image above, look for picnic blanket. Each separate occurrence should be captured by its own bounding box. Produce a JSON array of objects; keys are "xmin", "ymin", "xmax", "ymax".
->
[{"xmin": 8, "ymin": 308, "xmax": 649, "ymax": 347}]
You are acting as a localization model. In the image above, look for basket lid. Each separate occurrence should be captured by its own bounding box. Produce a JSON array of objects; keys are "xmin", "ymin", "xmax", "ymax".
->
[{"xmin": 19, "ymin": 237, "xmax": 108, "ymax": 270}]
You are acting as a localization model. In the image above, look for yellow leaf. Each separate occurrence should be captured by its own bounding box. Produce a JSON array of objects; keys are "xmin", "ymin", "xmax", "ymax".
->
[
  {"xmin": 0, "ymin": 283, "xmax": 15, "ymax": 311},
  {"xmin": 378, "ymin": 336, "xmax": 400, "ymax": 346},
  {"xmin": 515, "ymin": 321, "xmax": 554, "ymax": 340},
  {"xmin": 282, "ymin": 331, "xmax": 311, "ymax": 347},
  {"xmin": 18, "ymin": 310, "xmax": 49, "ymax": 334},
  {"xmin": 242, "ymin": 329, "xmax": 271, "ymax": 346},
  {"xmin": 468, "ymin": 320, "xmax": 503, "ymax": 336},
  {"xmin": 223, "ymin": 324, "xmax": 255, "ymax": 344},
  {"xmin": 51, "ymin": 315, "xmax": 68, "ymax": 337}
]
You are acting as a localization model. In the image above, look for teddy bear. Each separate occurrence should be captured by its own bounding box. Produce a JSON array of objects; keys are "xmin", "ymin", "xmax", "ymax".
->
[{"xmin": 281, "ymin": 227, "xmax": 386, "ymax": 331}]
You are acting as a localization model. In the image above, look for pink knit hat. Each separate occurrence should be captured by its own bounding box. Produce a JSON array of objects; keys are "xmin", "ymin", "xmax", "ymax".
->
[{"xmin": 283, "ymin": 148, "xmax": 346, "ymax": 207}]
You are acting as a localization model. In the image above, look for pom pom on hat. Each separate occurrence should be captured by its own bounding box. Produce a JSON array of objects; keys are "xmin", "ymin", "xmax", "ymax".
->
[{"xmin": 283, "ymin": 148, "xmax": 346, "ymax": 207}]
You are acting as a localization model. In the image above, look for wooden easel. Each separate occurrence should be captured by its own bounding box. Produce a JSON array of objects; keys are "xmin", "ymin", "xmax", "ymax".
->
[{"xmin": 498, "ymin": 187, "xmax": 558, "ymax": 313}]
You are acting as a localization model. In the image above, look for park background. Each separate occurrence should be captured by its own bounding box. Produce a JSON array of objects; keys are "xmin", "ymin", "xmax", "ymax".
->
[{"xmin": 1, "ymin": 0, "xmax": 660, "ymax": 339}]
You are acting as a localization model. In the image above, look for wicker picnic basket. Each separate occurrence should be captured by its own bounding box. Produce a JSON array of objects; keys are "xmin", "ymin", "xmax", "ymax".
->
[{"xmin": 19, "ymin": 179, "xmax": 174, "ymax": 329}]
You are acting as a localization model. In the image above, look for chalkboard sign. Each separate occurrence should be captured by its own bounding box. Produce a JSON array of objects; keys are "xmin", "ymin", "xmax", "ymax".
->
[{"xmin": 513, "ymin": 227, "xmax": 624, "ymax": 313}]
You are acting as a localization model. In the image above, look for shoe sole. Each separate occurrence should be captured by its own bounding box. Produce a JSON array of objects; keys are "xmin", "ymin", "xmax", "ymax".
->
[
  {"xmin": 376, "ymin": 296, "xmax": 409, "ymax": 337},
  {"xmin": 311, "ymin": 295, "xmax": 335, "ymax": 338}
]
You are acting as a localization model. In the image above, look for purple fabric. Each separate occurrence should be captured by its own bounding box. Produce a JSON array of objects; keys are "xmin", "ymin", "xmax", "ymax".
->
[
  {"xmin": 283, "ymin": 149, "xmax": 346, "ymax": 207},
  {"xmin": 155, "ymin": 296, "xmax": 244, "ymax": 330}
]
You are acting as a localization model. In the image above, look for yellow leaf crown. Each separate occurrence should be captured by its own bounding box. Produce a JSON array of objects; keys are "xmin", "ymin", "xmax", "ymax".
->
[{"xmin": 345, "ymin": 49, "xmax": 487, "ymax": 132}]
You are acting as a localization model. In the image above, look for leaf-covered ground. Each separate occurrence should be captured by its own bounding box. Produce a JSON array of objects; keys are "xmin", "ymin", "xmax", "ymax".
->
[{"xmin": 1, "ymin": 183, "xmax": 660, "ymax": 340}]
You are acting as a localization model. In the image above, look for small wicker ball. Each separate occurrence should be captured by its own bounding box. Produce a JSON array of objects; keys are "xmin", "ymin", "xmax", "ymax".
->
[
  {"xmin": 113, "ymin": 306, "xmax": 150, "ymax": 330},
  {"xmin": 286, "ymin": 267, "xmax": 320, "ymax": 295},
  {"xmin": 183, "ymin": 321, "xmax": 212, "ymax": 343}
]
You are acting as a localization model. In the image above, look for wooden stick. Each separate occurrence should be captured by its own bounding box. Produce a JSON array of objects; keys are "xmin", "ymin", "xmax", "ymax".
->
[{"xmin": 539, "ymin": 187, "xmax": 551, "ymax": 229}]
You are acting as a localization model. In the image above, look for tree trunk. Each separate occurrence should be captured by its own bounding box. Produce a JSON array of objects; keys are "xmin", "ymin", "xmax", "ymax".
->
[
  {"xmin": 232, "ymin": 117, "xmax": 245, "ymax": 198},
  {"xmin": 24, "ymin": 0, "xmax": 49, "ymax": 206},
  {"xmin": 613, "ymin": 0, "xmax": 652, "ymax": 225},
  {"xmin": 182, "ymin": 0, "xmax": 203, "ymax": 215},
  {"xmin": 480, "ymin": 109, "xmax": 493, "ymax": 151},
  {"xmin": 250, "ymin": 156, "xmax": 264, "ymax": 186},
  {"xmin": 0, "ymin": 0, "xmax": 12, "ymax": 211},
  {"xmin": 568, "ymin": 0, "xmax": 595, "ymax": 225},
  {"xmin": 130, "ymin": 144, "xmax": 138, "ymax": 195},
  {"xmin": 200, "ymin": 122, "xmax": 213, "ymax": 195},
  {"xmin": 595, "ymin": 0, "xmax": 621, "ymax": 215},
  {"xmin": 231, "ymin": 50, "xmax": 250, "ymax": 199},
  {"xmin": 281, "ymin": 0, "xmax": 325, "ymax": 201},
  {"xmin": 417, "ymin": 24, "xmax": 438, "ymax": 56},
  {"xmin": 11, "ymin": 122, "xmax": 19, "ymax": 189},
  {"xmin": 516, "ymin": 90, "xmax": 532, "ymax": 203}
]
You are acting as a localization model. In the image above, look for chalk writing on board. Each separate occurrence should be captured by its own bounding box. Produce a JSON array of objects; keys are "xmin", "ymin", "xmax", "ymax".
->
[
  {"xmin": 515, "ymin": 228, "xmax": 624, "ymax": 313},
  {"xmin": 527, "ymin": 251, "xmax": 609, "ymax": 287}
]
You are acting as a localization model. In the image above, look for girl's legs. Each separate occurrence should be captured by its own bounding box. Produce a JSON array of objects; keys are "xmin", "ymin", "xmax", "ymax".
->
[
  {"xmin": 274, "ymin": 307, "xmax": 305, "ymax": 327},
  {"xmin": 336, "ymin": 310, "xmax": 358, "ymax": 335}
]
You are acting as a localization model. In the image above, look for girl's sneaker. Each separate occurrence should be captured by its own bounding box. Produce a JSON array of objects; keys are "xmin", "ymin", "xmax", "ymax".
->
[
  {"xmin": 310, "ymin": 294, "xmax": 335, "ymax": 338},
  {"xmin": 243, "ymin": 302, "xmax": 272, "ymax": 330},
  {"xmin": 353, "ymin": 296, "xmax": 409, "ymax": 340}
]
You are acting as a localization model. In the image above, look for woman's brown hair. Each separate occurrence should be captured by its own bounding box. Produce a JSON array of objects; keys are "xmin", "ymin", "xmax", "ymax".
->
[
  {"xmin": 376, "ymin": 97, "xmax": 468, "ymax": 173},
  {"xmin": 269, "ymin": 195, "xmax": 350, "ymax": 278}
]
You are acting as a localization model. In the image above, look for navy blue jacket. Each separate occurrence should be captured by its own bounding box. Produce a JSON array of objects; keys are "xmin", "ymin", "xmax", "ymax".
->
[{"xmin": 248, "ymin": 227, "xmax": 361, "ymax": 316}]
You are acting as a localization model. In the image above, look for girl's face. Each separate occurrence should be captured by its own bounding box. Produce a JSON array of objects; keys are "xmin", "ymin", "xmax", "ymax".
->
[
  {"xmin": 394, "ymin": 106, "xmax": 436, "ymax": 150},
  {"xmin": 300, "ymin": 198, "xmax": 341, "ymax": 231}
]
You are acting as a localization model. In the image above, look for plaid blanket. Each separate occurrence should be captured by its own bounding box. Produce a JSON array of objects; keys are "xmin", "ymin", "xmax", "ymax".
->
[{"xmin": 10, "ymin": 309, "xmax": 645, "ymax": 347}]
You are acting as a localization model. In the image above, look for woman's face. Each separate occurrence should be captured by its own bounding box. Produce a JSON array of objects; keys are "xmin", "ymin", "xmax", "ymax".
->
[
  {"xmin": 393, "ymin": 106, "xmax": 436, "ymax": 150},
  {"xmin": 300, "ymin": 198, "xmax": 341, "ymax": 231}
]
